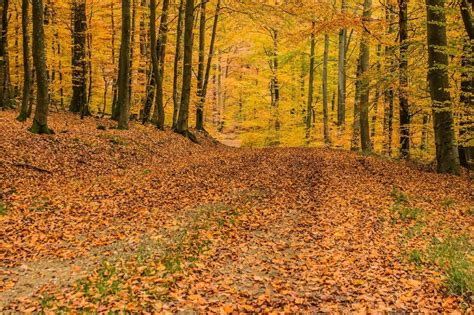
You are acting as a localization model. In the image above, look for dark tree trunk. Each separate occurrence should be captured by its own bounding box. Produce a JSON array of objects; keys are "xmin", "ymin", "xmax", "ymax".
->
[
  {"xmin": 458, "ymin": 0, "xmax": 473, "ymax": 168},
  {"xmin": 337, "ymin": 0, "xmax": 347, "ymax": 128},
  {"xmin": 17, "ymin": 0, "xmax": 30, "ymax": 121},
  {"xmin": 426, "ymin": 0, "xmax": 460, "ymax": 174},
  {"xmin": 154, "ymin": 0, "xmax": 169, "ymax": 130},
  {"xmin": 30, "ymin": 0, "xmax": 52, "ymax": 134},
  {"xmin": 351, "ymin": 57, "xmax": 362, "ymax": 151},
  {"xmin": 399, "ymin": 0, "xmax": 410, "ymax": 158},
  {"xmin": 195, "ymin": 0, "xmax": 206, "ymax": 131},
  {"xmin": 0, "ymin": 0, "xmax": 10, "ymax": 108},
  {"xmin": 196, "ymin": 0, "xmax": 221, "ymax": 131},
  {"xmin": 175, "ymin": 0, "xmax": 195, "ymax": 140},
  {"xmin": 172, "ymin": 0, "xmax": 184, "ymax": 129},
  {"xmin": 359, "ymin": 0, "xmax": 372, "ymax": 153},
  {"xmin": 70, "ymin": 0, "xmax": 88, "ymax": 115},
  {"xmin": 117, "ymin": 0, "xmax": 132, "ymax": 130}
]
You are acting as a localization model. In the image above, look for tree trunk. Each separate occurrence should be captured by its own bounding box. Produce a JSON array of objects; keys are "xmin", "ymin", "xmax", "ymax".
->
[
  {"xmin": 337, "ymin": 0, "xmax": 347, "ymax": 128},
  {"xmin": 30, "ymin": 0, "xmax": 52, "ymax": 134},
  {"xmin": 359, "ymin": 0, "xmax": 372, "ymax": 153},
  {"xmin": 0, "ymin": 0, "xmax": 10, "ymax": 108},
  {"xmin": 458, "ymin": 0, "xmax": 473, "ymax": 168},
  {"xmin": 172, "ymin": 0, "xmax": 184, "ymax": 129},
  {"xmin": 371, "ymin": 44, "xmax": 382, "ymax": 147},
  {"xmin": 399, "ymin": 0, "xmax": 410, "ymax": 158},
  {"xmin": 70, "ymin": 0, "xmax": 88, "ymax": 115},
  {"xmin": 17, "ymin": 0, "xmax": 30, "ymax": 121},
  {"xmin": 175, "ymin": 0, "xmax": 195, "ymax": 139},
  {"xmin": 195, "ymin": 0, "xmax": 206, "ymax": 130},
  {"xmin": 305, "ymin": 21, "xmax": 315, "ymax": 142},
  {"xmin": 154, "ymin": 0, "xmax": 169, "ymax": 130},
  {"xmin": 117, "ymin": 0, "xmax": 132, "ymax": 130},
  {"xmin": 323, "ymin": 33, "xmax": 331, "ymax": 145},
  {"xmin": 383, "ymin": 1, "xmax": 395, "ymax": 156},
  {"xmin": 426, "ymin": 0, "xmax": 460, "ymax": 174},
  {"xmin": 351, "ymin": 57, "xmax": 362, "ymax": 151}
]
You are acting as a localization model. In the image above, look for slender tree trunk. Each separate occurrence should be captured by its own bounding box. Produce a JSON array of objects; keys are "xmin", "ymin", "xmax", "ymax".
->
[
  {"xmin": 30, "ymin": 0, "xmax": 52, "ymax": 134},
  {"xmin": 358, "ymin": 0, "xmax": 372, "ymax": 153},
  {"xmin": 142, "ymin": 0, "xmax": 157, "ymax": 124},
  {"xmin": 371, "ymin": 44, "xmax": 382, "ymax": 147},
  {"xmin": 337, "ymin": 0, "xmax": 347, "ymax": 128},
  {"xmin": 172, "ymin": 0, "xmax": 184, "ymax": 129},
  {"xmin": 351, "ymin": 57, "xmax": 362, "ymax": 151},
  {"xmin": 175, "ymin": 0, "xmax": 195, "ymax": 139},
  {"xmin": 0, "ymin": 0, "xmax": 10, "ymax": 108},
  {"xmin": 17, "ymin": 0, "xmax": 30, "ymax": 121},
  {"xmin": 195, "ymin": 0, "xmax": 206, "ymax": 130},
  {"xmin": 128, "ymin": 0, "xmax": 136, "ymax": 120},
  {"xmin": 154, "ymin": 0, "xmax": 169, "ymax": 129},
  {"xmin": 459, "ymin": 0, "xmax": 473, "ymax": 168},
  {"xmin": 323, "ymin": 33, "xmax": 331, "ymax": 145},
  {"xmin": 426, "ymin": 0, "xmax": 460, "ymax": 174},
  {"xmin": 383, "ymin": 2, "xmax": 395, "ymax": 156},
  {"xmin": 399, "ymin": 0, "xmax": 410, "ymax": 158},
  {"xmin": 420, "ymin": 113, "xmax": 430, "ymax": 151},
  {"xmin": 306, "ymin": 21, "xmax": 315, "ymax": 142},
  {"xmin": 117, "ymin": 0, "xmax": 132, "ymax": 130},
  {"xmin": 70, "ymin": 0, "xmax": 88, "ymax": 115}
]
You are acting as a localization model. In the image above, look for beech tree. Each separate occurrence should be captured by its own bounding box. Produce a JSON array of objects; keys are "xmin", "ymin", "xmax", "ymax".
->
[
  {"xmin": 117, "ymin": 0, "xmax": 132, "ymax": 130},
  {"xmin": 17, "ymin": 0, "xmax": 30, "ymax": 121},
  {"xmin": 30, "ymin": 0, "xmax": 52, "ymax": 134},
  {"xmin": 0, "ymin": 0, "xmax": 10, "ymax": 108},
  {"xmin": 426, "ymin": 0, "xmax": 460, "ymax": 174}
]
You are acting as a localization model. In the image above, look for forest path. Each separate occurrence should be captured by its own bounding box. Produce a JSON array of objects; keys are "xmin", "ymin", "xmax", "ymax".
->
[{"xmin": 0, "ymin": 111, "xmax": 472, "ymax": 312}]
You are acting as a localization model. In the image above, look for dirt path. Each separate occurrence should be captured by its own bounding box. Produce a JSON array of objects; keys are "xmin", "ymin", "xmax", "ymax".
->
[{"xmin": 0, "ymin": 111, "xmax": 472, "ymax": 312}]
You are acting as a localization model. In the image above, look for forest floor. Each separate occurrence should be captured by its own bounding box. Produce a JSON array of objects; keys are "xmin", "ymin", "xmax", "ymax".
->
[{"xmin": 0, "ymin": 110, "xmax": 473, "ymax": 313}]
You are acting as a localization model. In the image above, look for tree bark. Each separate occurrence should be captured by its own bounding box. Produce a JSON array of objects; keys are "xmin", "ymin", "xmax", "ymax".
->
[
  {"xmin": 154, "ymin": 0, "xmax": 169, "ymax": 130},
  {"xmin": 172, "ymin": 0, "xmax": 184, "ymax": 129},
  {"xmin": 0, "ymin": 0, "xmax": 10, "ymax": 108},
  {"xmin": 175, "ymin": 0, "xmax": 195, "ymax": 140},
  {"xmin": 69, "ymin": 0, "xmax": 88, "ymax": 115},
  {"xmin": 337, "ymin": 0, "xmax": 347, "ymax": 128},
  {"xmin": 323, "ymin": 33, "xmax": 331, "ymax": 145},
  {"xmin": 17, "ymin": 0, "xmax": 30, "ymax": 121},
  {"xmin": 359, "ymin": 0, "xmax": 372, "ymax": 153},
  {"xmin": 399, "ymin": 0, "xmax": 410, "ymax": 158},
  {"xmin": 426, "ymin": 0, "xmax": 460, "ymax": 174},
  {"xmin": 117, "ymin": 0, "xmax": 132, "ymax": 130},
  {"xmin": 305, "ymin": 21, "xmax": 315, "ymax": 142},
  {"xmin": 30, "ymin": 0, "xmax": 52, "ymax": 134}
]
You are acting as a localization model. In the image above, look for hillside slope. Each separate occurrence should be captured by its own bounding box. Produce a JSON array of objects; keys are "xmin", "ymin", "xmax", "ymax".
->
[{"xmin": 0, "ymin": 111, "xmax": 472, "ymax": 312}]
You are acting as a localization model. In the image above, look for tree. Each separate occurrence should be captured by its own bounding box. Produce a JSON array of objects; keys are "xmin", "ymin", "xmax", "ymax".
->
[
  {"xmin": 306, "ymin": 21, "xmax": 315, "ymax": 142},
  {"xmin": 154, "ymin": 0, "xmax": 169, "ymax": 130},
  {"xmin": 30, "ymin": 0, "xmax": 52, "ymax": 134},
  {"xmin": 359, "ymin": 0, "xmax": 372, "ymax": 153},
  {"xmin": 337, "ymin": 0, "xmax": 347, "ymax": 128},
  {"xmin": 172, "ymin": 0, "xmax": 184, "ymax": 129},
  {"xmin": 175, "ymin": 0, "xmax": 195, "ymax": 140},
  {"xmin": 0, "ymin": 0, "xmax": 10, "ymax": 108},
  {"xmin": 425, "ymin": 0, "xmax": 460, "ymax": 174},
  {"xmin": 322, "ymin": 33, "xmax": 331, "ymax": 145},
  {"xmin": 70, "ymin": 0, "xmax": 88, "ymax": 116},
  {"xmin": 459, "ymin": 0, "xmax": 473, "ymax": 168},
  {"xmin": 117, "ymin": 0, "xmax": 132, "ymax": 130},
  {"xmin": 398, "ymin": 0, "xmax": 410, "ymax": 158},
  {"xmin": 17, "ymin": 0, "xmax": 31, "ymax": 121}
]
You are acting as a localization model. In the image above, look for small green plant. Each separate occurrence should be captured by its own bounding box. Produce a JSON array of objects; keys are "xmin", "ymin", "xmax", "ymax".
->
[
  {"xmin": 0, "ymin": 201, "xmax": 7, "ymax": 216},
  {"xmin": 408, "ymin": 249, "xmax": 423, "ymax": 266},
  {"xmin": 391, "ymin": 187, "xmax": 409, "ymax": 205},
  {"xmin": 40, "ymin": 293, "xmax": 56, "ymax": 309},
  {"xmin": 441, "ymin": 198, "xmax": 455, "ymax": 208},
  {"xmin": 429, "ymin": 235, "xmax": 473, "ymax": 297}
]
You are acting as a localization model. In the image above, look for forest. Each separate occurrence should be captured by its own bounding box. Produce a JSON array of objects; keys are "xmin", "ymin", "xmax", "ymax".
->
[{"xmin": 0, "ymin": 0, "xmax": 473, "ymax": 312}]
